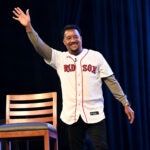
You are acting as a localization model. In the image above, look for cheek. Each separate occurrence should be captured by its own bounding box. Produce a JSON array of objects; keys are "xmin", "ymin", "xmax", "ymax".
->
[
  {"xmin": 63, "ymin": 41, "xmax": 69, "ymax": 47},
  {"xmin": 63, "ymin": 39, "xmax": 67, "ymax": 44},
  {"xmin": 63, "ymin": 43, "xmax": 68, "ymax": 47}
]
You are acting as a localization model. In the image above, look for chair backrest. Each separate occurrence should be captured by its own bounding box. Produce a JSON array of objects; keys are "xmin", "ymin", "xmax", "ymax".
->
[{"xmin": 6, "ymin": 92, "xmax": 57, "ymax": 128}]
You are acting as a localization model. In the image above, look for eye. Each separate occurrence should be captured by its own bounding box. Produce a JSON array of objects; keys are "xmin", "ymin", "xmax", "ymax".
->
[
  {"xmin": 64, "ymin": 35, "xmax": 79, "ymax": 41},
  {"xmin": 65, "ymin": 36, "xmax": 71, "ymax": 41},
  {"xmin": 73, "ymin": 35, "xmax": 78, "ymax": 39}
]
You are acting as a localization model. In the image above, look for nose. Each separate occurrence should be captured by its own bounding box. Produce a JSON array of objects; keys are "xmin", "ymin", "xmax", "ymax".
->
[{"xmin": 70, "ymin": 37, "xmax": 77, "ymax": 42}]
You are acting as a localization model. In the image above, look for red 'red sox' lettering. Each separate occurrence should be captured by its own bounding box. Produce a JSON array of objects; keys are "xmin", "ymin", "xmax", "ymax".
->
[
  {"xmin": 64, "ymin": 64, "xmax": 76, "ymax": 72},
  {"xmin": 64, "ymin": 64, "xmax": 97, "ymax": 73},
  {"xmin": 82, "ymin": 64, "xmax": 97, "ymax": 74}
]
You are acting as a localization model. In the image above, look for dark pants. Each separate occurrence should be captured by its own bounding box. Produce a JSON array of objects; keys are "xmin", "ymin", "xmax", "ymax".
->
[{"xmin": 67, "ymin": 117, "xmax": 109, "ymax": 150}]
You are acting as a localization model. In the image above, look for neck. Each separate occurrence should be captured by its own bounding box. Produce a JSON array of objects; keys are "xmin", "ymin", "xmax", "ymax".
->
[{"xmin": 69, "ymin": 48, "xmax": 83, "ymax": 56}]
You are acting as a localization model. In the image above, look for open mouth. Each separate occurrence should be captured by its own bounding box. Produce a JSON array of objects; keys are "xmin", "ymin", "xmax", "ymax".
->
[{"xmin": 70, "ymin": 43, "xmax": 78, "ymax": 47}]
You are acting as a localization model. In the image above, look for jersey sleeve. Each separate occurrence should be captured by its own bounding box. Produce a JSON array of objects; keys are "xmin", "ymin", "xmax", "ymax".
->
[
  {"xmin": 99, "ymin": 53, "xmax": 113, "ymax": 78},
  {"xmin": 44, "ymin": 48, "xmax": 63, "ymax": 69}
]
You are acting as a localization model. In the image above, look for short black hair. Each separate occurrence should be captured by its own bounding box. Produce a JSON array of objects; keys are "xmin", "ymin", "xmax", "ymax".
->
[{"xmin": 61, "ymin": 24, "xmax": 82, "ymax": 38}]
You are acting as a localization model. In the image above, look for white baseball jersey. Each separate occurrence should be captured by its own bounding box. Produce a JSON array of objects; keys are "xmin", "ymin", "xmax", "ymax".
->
[{"xmin": 45, "ymin": 48, "xmax": 113, "ymax": 125}]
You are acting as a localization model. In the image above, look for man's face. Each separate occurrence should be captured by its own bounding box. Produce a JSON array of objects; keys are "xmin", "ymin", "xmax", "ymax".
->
[{"xmin": 63, "ymin": 29, "xmax": 82, "ymax": 55}]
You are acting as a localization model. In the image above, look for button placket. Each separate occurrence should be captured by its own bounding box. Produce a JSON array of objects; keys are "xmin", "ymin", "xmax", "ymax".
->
[{"xmin": 76, "ymin": 62, "xmax": 83, "ymax": 112}]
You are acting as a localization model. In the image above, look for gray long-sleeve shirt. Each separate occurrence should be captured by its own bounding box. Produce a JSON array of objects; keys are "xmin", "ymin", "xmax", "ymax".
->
[{"xmin": 27, "ymin": 28, "xmax": 130, "ymax": 108}]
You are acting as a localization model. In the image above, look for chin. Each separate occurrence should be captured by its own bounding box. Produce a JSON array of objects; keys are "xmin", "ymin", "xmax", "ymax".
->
[
  {"xmin": 70, "ymin": 49, "xmax": 81, "ymax": 55},
  {"xmin": 71, "ymin": 49, "xmax": 79, "ymax": 53}
]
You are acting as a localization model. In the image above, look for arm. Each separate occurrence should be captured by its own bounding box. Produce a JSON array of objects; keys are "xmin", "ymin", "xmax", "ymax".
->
[
  {"xmin": 12, "ymin": 7, "xmax": 52, "ymax": 62},
  {"xmin": 103, "ymin": 75, "xmax": 135, "ymax": 124}
]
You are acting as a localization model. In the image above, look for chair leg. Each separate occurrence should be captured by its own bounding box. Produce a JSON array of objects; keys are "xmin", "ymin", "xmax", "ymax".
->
[
  {"xmin": 3, "ymin": 140, "xmax": 10, "ymax": 150},
  {"xmin": 54, "ymin": 138, "xmax": 58, "ymax": 150},
  {"xmin": 44, "ymin": 134, "xmax": 50, "ymax": 150}
]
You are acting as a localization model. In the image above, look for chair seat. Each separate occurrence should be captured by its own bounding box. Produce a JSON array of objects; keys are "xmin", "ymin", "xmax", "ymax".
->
[
  {"xmin": 0, "ymin": 122, "xmax": 56, "ymax": 133},
  {"xmin": 0, "ymin": 92, "xmax": 58, "ymax": 150}
]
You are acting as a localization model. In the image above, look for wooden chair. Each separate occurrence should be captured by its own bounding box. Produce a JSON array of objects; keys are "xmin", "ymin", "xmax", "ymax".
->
[{"xmin": 0, "ymin": 92, "xmax": 58, "ymax": 150}]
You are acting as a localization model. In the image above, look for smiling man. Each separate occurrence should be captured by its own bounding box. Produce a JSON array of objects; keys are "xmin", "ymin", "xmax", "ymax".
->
[
  {"xmin": 63, "ymin": 28, "xmax": 82, "ymax": 55},
  {"xmin": 12, "ymin": 7, "xmax": 134, "ymax": 150}
]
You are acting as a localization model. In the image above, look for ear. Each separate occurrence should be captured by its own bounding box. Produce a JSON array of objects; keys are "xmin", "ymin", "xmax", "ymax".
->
[{"xmin": 63, "ymin": 39, "xmax": 66, "ymax": 46}]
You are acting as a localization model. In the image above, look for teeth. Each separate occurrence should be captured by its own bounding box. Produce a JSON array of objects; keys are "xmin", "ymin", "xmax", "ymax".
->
[
  {"xmin": 71, "ymin": 42, "xmax": 77, "ymax": 45},
  {"xmin": 71, "ymin": 44, "xmax": 77, "ymax": 45}
]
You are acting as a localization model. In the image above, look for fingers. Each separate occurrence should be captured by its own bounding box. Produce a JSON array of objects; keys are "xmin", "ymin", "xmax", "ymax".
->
[
  {"xmin": 12, "ymin": 8, "xmax": 20, "ymax": 20},
  {"xmin": 128, "ymin": 110, "xmax": 135, "ymax": 124},
  {"xmin": 26, "ymin": 9, "xmax": 30, "ymax": 15},
  {"xmin": 124, "ymin": 106, "xmax": 135, "ymax": 124},
  {"xmin": 12, "ymin": 10, "xmax": 19, "ymax": 18},
  {"xmin": 12, "ymin": 7, "xmax": 25, "ymax": 18},
  {"xmin": 14, "ymin": 7, "xmax": 24, "ymax": 15}
]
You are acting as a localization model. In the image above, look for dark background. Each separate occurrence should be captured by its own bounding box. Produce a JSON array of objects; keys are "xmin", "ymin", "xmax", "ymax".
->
[{"xmin": 0, "ymin": 0, "xmax": 150, "ymax": 150}]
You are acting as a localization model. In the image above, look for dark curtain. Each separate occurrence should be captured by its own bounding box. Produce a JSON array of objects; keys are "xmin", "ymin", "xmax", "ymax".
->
[{"xmin": 0, "ymin": 0, "xmax": 149, "ymax": 150}]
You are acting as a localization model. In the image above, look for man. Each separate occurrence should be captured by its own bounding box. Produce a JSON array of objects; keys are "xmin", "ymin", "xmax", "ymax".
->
[{"xmin": 12, "ymin": 7, "xmax": 134, "ymax": 150}]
